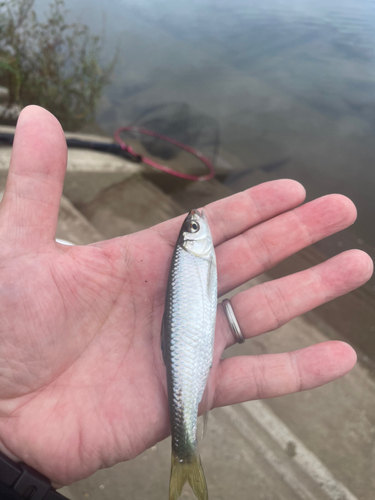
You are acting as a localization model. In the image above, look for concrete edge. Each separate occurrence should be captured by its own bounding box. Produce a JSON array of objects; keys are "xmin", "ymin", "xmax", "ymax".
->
[{"xmin": 222, "ymin": 401, "xmax": 358, "ymax": 500}]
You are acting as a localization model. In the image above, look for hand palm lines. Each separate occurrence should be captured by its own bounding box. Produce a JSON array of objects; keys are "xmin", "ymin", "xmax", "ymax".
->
[
  {"xmin": 0, "ymin": 237, "xmax": 171, "ymax": 475},
  {"xmin": 0, "ymin": 237, "xmax": 159, "ymax": 391}
]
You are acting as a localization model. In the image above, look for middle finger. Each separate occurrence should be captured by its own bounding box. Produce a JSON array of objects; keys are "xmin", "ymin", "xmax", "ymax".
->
[{"xmin": 216, "ymin": 194, "xmax": 357, "ymax": 296}]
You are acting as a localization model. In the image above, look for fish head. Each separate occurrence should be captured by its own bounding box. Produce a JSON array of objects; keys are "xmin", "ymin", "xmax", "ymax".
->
[{"xmin": 179, "ymin": 209, "xmax": 215, "ymax": 259}]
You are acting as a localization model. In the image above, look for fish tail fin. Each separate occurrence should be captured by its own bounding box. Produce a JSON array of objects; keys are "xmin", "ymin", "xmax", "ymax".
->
[{"xmin": 169, "ymin": 451, "xmax": 208, "ymax": 500}]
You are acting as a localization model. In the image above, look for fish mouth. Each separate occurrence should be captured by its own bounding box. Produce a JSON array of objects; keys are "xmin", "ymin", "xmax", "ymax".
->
[{"xmin": 189, "ymin": 208, "xmax": 205, "ymax": 219}]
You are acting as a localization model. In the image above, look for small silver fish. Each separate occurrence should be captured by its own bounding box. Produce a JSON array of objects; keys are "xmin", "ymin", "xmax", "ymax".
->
[{"xmin": 161, "ymin": 209, "xmax": 217, "ymax": 500}]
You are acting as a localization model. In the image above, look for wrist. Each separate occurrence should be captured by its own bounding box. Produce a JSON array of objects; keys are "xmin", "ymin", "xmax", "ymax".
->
[
  {"xmin": 0, "ymin": 442, "xmax": 63, "ymax": 490},
  {"xmin": 0, "ymin": 449, "xmax": 66, "ymax": 498}
]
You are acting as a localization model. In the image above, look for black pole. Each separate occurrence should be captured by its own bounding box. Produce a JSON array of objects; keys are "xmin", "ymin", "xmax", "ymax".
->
[{"xmin": 0, "ymin": 133, "xmax": 142, "ymax": 163}]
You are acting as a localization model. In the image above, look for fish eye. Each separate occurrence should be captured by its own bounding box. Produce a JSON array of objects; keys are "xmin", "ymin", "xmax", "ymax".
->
[{"xmin": 188, "ymin": 221, "xmax": 200, "ymax": 233}]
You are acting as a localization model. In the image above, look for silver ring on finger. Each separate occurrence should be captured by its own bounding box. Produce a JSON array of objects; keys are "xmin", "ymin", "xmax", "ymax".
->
[{"xmin": 222, "ymin": 298, "xmax": 245, "ymax": 344}]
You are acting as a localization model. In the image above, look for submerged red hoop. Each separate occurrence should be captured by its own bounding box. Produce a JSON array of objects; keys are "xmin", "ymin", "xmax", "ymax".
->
[{"xmin": 114, "ymin": 126, "xmax": 215, "ymax": 181}]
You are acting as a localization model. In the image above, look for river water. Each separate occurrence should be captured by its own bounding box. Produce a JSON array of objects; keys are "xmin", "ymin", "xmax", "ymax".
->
[{"xmin": 38, "ymin": 0, "xmax": 375, "ymax": 281}]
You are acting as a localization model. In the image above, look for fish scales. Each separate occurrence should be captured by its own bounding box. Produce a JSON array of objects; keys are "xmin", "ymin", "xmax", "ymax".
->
[
  {"xmin": 168, "ymin": 246, "xmax": 215, "ymax": 456},
  {"xmin": 162, "ymin": 209, "xmax": 217, "ymax": 500}
]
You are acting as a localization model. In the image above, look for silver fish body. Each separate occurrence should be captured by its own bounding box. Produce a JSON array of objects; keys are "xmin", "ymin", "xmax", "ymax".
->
[{"xmin": 162, "ymin": 209, "xmax": 217, "ymax": 500}]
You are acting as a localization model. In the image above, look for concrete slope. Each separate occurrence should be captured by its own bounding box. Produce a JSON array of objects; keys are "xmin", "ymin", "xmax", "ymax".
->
[
  {"xmin": 79, "ymin": 175, "xmax": 185, "ymax": 239},
  {"xmin": 57, "ymin": 195, "xmax": 105, "ymax": 244},
  {"xmin": 0, "ymin": 126, "xmax": 144, "ymax": 208}
]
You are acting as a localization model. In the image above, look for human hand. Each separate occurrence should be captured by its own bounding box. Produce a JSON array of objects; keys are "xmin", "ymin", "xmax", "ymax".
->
[{"xmin": 0, "ymin": 106, "xmax": 372, "ymax": 485}]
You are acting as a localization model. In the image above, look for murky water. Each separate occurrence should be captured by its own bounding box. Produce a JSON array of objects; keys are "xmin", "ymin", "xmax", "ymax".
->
[{"xmin": 38, "ymin": 0, "xmax": 375, "ymax": 267}]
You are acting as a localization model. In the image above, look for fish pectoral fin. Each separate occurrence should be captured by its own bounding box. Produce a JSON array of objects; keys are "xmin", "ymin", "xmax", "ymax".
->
[
  {"xmin": 206, "ymin": 255, "xmax": 217, "ymax": 298},
  {"xmin": 197, "ymin": 411, "xmax": 209, "ymax": 445},
  {"xmin": 169, "ymin": 452, "xmax": 208, "ymax": 500},
  {"xmin": 198, "ymin": 386, "xmax": 211, "ymax": 444}
]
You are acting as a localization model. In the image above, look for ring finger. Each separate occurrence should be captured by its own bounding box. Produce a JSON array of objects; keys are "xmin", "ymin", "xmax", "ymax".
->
[{"xmin": 215, "ymin": 249, "xmax": 372, "ymax": 351}]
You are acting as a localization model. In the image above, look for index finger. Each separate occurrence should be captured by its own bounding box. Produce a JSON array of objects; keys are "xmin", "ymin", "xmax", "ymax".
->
[{"xmin": 151, "ymin": 179, "xmax": 306, "ymax": 247}]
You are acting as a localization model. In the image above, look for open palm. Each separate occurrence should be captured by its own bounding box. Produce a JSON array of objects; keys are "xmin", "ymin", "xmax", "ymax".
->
[{"xmin": 0, "ymin": 106, "xmax": 371, "ymax": 486}]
